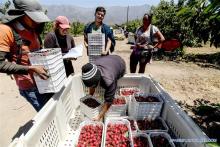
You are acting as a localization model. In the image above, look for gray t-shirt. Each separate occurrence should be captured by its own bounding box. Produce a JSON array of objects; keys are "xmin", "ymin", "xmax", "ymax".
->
[
  {"xmin": 94, "ymin": 55, "xmax": 126, "ymax": 103},
  {"xmin": 136, "ymin": 24, "xmax": 159, "ymax": 45}
]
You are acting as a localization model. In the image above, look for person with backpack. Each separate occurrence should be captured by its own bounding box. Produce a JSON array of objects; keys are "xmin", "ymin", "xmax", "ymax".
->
[
  {"xmin": 130, "ymin": 13, "xmax": 165, "ymax": 73},
  {"xmin": 0, "ymin": 0, "xmax": 52, "ymax": 111},
  {"xmin": 84, "ymin": 6, "xmax": 115, "ymax": 62},
  {"xmin": 44, "ymin": 16, "xmax": 76, "ymax": 77}
]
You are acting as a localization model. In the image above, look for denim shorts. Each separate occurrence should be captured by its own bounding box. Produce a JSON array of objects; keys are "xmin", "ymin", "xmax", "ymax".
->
[{"xmin": 19, "ymin": 87, "xmax": 53, "ymax": 112}]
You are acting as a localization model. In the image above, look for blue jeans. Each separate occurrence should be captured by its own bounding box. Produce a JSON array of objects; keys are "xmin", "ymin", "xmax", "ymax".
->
[{"xmin": 19, "ymin": 88, "xmax": 53, "ymax": 112}]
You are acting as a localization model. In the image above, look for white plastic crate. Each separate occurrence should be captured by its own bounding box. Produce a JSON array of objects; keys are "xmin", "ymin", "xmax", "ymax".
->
[
  {"xmin": 74, "ymin": 120, "xmax": 104, "ymax": 147},
  {"xmin": 29, "ymin": 53, "xmax": 61, "ymax": 67},
  {"xmin": 29, "ymin": 48, "xmax": 62, "ymax": 65},
  {"xmin": 89, "ymin": 55, "xmax": 101, "ymax": 63},
  {"xmin": 103, "ymin": 118, "xmax": 134, "ymax": 147},
  {"xmin": 136, "ymin": 117, "xmax": 169, "ymax": 133},
  {"xmin": 88, "ymin": 33, "xmax": 105, "ymax": 46},
  {"xmin": 149, "ymin": 132, "xmax": 176, "ymax": 147},
  {"xmin": 43, "ymin": 60, "xmax": 64, "ymax": 74},
  {"xmin": 118, "ymin": 87, "xmax": 141, "ymax": 104},
  {"xmin": 80, "ymin": 95, "xmax": 103, "ymax": 120},
  {"xmin": 88, "ymin": 33, "xmax": 105, "ymax": 56},
  {"xmin": 150, "ymin": 75, "xmax": 209, "ymax": 147},
  {"xmin": 10, "ymin": 74, "xmax": 210, "ymax": 147},
  {"xmin": 105, "ymin": 96, "xmax": 127, "ymax": 117},
  {"xmin": 34, "ymin": 68, "xmax": 66, "ymax": 94},
  {"xmin": 129, "ymin": 92, "xmax": 163, "ymax": 119},
  {"xmin": 109, "ymin": 116, "xmax": 138, "ymax": 132},
  {"xmin": 119, "ymin": 87, "xmax": 141, "ymax": 97},
  {"xmin": 29, "ymin": 48, "xmax": 66, "ymax": 93},
  {"xmin": 88, "ymin": 45, "xmax": 105, "ymax": 55}
]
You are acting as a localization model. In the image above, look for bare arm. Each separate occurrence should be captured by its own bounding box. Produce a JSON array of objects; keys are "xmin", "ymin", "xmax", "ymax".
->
[
  {"xmin": 84, "ymin": 33, "xmax": 89, "ymax": 56},
  {"xmin": 89, "ymin": 87, "xmax": 96, "ymax": 95},
  {"xmin": 102, "ymin": 38, "xmax": 111, "ymax": 55},
  {"xmin": 0, "ymin": 51, "xmax": 49, "ymax": 80},
  {"xmin": 94, "ymin": 102, "xmax": 111, "ymax": 121},
  {"xmin": 154, "ymin": 30, "xmax": 165, "ymax": 48}
]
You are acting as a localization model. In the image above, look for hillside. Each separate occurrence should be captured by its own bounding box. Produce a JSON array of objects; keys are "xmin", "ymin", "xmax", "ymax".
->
[{"xmin": 44, "ymin": 4, "xmax": 151, "ymax": 24}]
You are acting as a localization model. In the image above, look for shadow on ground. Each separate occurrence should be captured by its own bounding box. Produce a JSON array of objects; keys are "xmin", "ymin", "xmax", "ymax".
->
[
  {"xmin": 183, "ymin": 52, "xmax": 220, "ymax": 68},
  {"xmin": 11, "ymin": 120, "xmax": 34, "ymax": 141},
  {"xmin": 177, "ymin": 99, "xmax": 220, "ymax": 144}
]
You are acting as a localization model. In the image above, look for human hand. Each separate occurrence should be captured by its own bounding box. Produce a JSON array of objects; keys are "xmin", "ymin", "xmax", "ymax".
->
[
  {"xmin": 136, "ymin": 43, "xmax": 143, "ymax": 49},
  {"xmin": 101, "ymin": 50, "xmax": 108, "ymax": 56},
  {"xmin": 28, "ymin": 65, "xmax": 49, "ymax": 80},
  {"xmin": 92, "ymin": 102, "xmax": 111, "ymax": 121},
  {"xmin": 144, "ymin": 44, "xmax": 154, "ymax": 50},
  {"xmin": 92, "ymin": 115, "xmax": 102, "ymax": 121},
  {"xmin": 130, "ymin": 45, "xmax": 135, "ymax": 49}
]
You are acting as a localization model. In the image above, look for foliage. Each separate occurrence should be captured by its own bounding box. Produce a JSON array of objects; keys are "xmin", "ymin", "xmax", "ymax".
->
[
  {"xmin": 177, "ymin": 0, "xmax": 220, "ymax": 48},
  {"xmin": 122, "ymin": 19, "xmax": 141, "ymax": 33},
  {"xmin": 70, "ymin": 21, "xmax": 85, "ymax": 37},
  {"xmin": 0, "ymin": 0, "xmax": 11, "ymax": 15},
  {"xmin": 206, "ymin": 142, "xmax": 220, "ymax": 147},
  {"xmin": 41, "ymin": 21, "xmax": 85, "ymax": 39},
  {"xmin": 177, "ymin": 0, "xmax": 210, "ymax": 45},
  {"xmin": 41, "ymin": 22, "xmax": 53, "ymax": 40},
  {"xmin": 150, "ymin": 0, "xmax": 220, "ymax": 48},
  {"xmin": 204, "ymin": 0, "xmax": 220, "ymax": 48},
  {"xmin": 114, "ymin": 35, "xmax": 125, "ymax": 41},
  {"xmin": 151, "ymin": 0, "xmax": 202, "ymax": 48}
]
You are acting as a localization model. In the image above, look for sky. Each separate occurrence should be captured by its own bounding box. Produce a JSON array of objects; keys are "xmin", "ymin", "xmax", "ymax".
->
[{"xmin": 38, "ymin": 0, "xmax": 177, "ymax": 7}]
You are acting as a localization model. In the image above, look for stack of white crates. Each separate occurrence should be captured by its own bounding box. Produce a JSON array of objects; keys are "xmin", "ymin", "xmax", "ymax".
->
[
  {"xmin": 88, "ymin": 33, "xmax": 105, "ymax": 63},
  {"xmin": 28, "ymin": 48, "xmax": 66, "ymax": 94}
]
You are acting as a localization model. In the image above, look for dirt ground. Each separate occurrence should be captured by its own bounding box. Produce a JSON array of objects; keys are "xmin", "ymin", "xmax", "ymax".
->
[{"xmin": 0, "ymin": 36, "xmax": 220, "ymax": 147}]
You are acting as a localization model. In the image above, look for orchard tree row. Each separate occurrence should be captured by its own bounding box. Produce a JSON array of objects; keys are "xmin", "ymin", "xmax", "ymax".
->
[
  {"xmin": 124, "ymin": 0, "xmax": 220, "ymax": 48},
  {"xmin": 1, "ymin": 0, "xmax": 219, "ymax": 47}
]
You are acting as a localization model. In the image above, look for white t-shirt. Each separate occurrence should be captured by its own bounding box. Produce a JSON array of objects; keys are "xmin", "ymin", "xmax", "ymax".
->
[
  {"xmin": 135, "ymin": 24, "xmax": 159, "ymax": 45},
  {"xmin": 91, "ymin": 24, "xmax": 102, "ymax": 33}
]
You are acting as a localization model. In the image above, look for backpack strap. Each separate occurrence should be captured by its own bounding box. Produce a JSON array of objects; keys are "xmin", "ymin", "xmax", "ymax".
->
[
  {"xmin": 11, "ymin": 29, "xmax": 23, "ymax": 64},
  {"xmin": 11, "ymin": 28, "xmax": 43, "ymax": 64},
  {"xmin": 38, "ymin": 35, "xmax": 43, "ymax": 49},
  {"xmin": 150, "ymin": 25, "xmax": 154, "ymax": 45}
]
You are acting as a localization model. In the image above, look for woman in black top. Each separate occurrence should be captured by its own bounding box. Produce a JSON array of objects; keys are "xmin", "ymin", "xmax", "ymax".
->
[{"xmin": 44, "ymin": 16, "xmax": 75, "ymax": 77}]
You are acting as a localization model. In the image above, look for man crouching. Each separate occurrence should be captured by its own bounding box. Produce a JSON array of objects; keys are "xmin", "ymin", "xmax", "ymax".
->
[{"xmin": 81, "ymin": 55, "xmax": 126, "ymax": 121}]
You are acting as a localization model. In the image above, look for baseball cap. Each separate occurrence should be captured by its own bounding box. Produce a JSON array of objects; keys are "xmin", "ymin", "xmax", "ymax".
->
[
  {"xmin": 5, "ymin": 0, "xmax": 50, "ymax": 23},
  {"xmin": 55, "ymin": 16, "xmax": 71, "ymax": 29}
]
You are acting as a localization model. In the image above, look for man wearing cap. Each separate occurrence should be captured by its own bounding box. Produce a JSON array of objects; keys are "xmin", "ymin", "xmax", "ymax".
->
[
  {"xmin": 44, "ymin": 16, "xmax": 76, "ymax": 77},
  {"xmin": 0, "ymin": 0, "xmax": 52, "ymax": 111},
  {"xmin": 81, "ymin": 55, "xmax": 126, "ymax": 121}
]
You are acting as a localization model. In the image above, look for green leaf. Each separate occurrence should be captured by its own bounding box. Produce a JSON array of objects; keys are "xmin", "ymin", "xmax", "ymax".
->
[
  {"xmin": 206, "ymin": 142, "xmax": 220, "ymax": 147},
  {"xmin": 177, "ymin": 7, "xmax": 190, "ymax": 16},
  {"xmin": 124, "ymin": 132, "xmax": 129, "ymax": 138}
]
